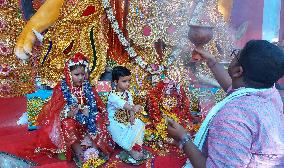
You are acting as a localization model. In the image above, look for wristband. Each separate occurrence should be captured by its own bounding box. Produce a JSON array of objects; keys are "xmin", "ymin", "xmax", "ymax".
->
[{"xmin": 179, "ymin": 133, "xmax": 192, "ymax": 149}]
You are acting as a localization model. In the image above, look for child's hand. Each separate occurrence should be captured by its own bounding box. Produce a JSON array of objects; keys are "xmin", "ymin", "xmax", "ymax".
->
[
  {"xmin": 69, "ymin": 105, "xmax": 79, "ymax": 117},
  {"xmin": 129, "ymin": 111, "xmax": 135, "ymax": 125},
  {"xmin": 132, "ymin": 105, "xmax": 143, "ymax": 113},
  {"xmin": 82, "ymin": 106, "xmax": 89, "ymax": 116}
]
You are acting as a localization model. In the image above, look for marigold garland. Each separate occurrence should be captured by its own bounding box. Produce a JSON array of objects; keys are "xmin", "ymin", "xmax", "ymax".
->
[
  {"xmin": 146, "ymin": 82, "xmax": 192, "ymax": 141},
  {"xmin": 82, "ymin": 157, "xmax": 106, "ymax": 168}
]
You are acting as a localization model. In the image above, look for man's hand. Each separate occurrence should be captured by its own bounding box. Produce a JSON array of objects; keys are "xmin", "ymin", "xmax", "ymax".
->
[
  {"xmin": 194, "ymin": 47, "xmax": 232, "ymax": 91},
  {"xmin": 194, "ymin": 48, "xmax": 217, "ymax": 65},
  {"xmin": 167, "ymin": 119, "xmax": 187, "ymax": 142}
]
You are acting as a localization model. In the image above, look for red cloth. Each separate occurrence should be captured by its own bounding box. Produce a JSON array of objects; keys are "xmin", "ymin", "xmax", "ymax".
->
[
  {"xmin": 107, "ymin": 0, "xmax": 130, "ymax": 64},
  {"xmin": 34, "ymin": 83, "xmax": 115, "ymax": 160},
  {"xmin": 0, "ymin": 87, "xmax": 188, "ymax": 167},
  {"xmin": 0, "ymin": 84, "xmax": 114, "ymax": 166}
]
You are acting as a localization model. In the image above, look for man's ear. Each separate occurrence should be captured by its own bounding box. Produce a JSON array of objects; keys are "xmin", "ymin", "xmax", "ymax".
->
[{"xmin": 231, "ymin": 66, "xmax": 243, "ymax": 78}]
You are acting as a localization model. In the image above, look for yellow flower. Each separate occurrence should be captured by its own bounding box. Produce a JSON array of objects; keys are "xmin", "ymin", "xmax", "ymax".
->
[{"xmin": 82, "ymin": 158, "xmax": 106, "ymax": 168}]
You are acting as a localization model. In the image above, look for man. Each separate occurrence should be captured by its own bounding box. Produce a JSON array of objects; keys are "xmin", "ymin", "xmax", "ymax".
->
[{"xmin": 167, "ymin": 40, "xmax": 284, "ymax": 167}]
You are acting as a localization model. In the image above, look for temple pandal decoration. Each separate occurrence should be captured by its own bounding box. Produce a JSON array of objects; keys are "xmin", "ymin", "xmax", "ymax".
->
[
  {"xmin": 0, "ymin": 0, "xmax": 36, "ymax": 97},
  {"xmin": 1, "ymin": 0, "xmax": 233, "ymax": 164},
  {"xmin": 1, "ymin": 0, "xmax": 234, "ymax": 96}
]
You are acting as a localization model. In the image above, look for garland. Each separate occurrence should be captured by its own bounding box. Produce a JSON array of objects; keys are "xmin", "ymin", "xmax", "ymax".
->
[
  {"xmin": 102, "ymin": 0, "xmax": 165, "ymax": 75},
  {"xmin": 82, "ymin": 157, "xmax": 106, "ymax": 168},
  {"xmin": 147, "ymin": 82, "xmax": 191, "ymax": 141},
  {"xmin": 61, "ymin": 79, "xmax": 98, "ymax": 136}
]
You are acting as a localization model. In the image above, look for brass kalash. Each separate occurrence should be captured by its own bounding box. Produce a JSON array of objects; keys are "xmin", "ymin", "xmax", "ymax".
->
[{"xmin": 188, "ymin": 24, "xmax": 214, "ymax": 61}]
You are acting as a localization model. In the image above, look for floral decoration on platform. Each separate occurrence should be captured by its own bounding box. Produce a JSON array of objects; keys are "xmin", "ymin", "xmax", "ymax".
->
[
  {"xmin": 27, "ymin": 97, "xmax": 50, "ymax": 127},
  {"xmin": 146, "ymin": 81, "xmax": 192, "ymax": 143},
  {"xmin": 82, "ymin": 148, "xmax": 107, "ymax": 168}
]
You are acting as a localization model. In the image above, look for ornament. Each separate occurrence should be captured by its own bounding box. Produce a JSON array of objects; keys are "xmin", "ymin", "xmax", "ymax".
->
[
  {"xmin": 0, "ymin": 17, "xmax": 6, "ymax": 32},
  {"xmin": 0, "ymin": 81, "xmax": 11, "ymax": 94},
  {"xmin": 0, "ymin": 41, "xmax": 11, "ymax": 56},
  {"xmin": 0, "ymin": 64, "xmax": 11, "ymax": 76},
  {"xmin": 0, "ymin": 0, "xmax": 8, "ymax": 7},
  {"xmin": 83, "ymin": 147, "xmax": 99, "ymax": 162}
]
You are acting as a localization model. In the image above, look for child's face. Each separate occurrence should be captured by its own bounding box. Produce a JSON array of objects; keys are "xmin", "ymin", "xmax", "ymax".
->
[
  {"xmin": 115, "ymin": 75, "xmax": 131, "ymax": 92},
  {"xmin": 71, "ymin": 66, "xmax": 86, "ymax": 87}
]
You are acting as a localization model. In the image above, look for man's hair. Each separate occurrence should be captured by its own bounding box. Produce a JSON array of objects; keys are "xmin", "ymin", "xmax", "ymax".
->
[
  {"xmin": 239, "ymin": 40, "xmax": 284, "ymax": 88},
  {"xmin": 112, "ymin": 66, "xmax": 131, "ymax": 81}
]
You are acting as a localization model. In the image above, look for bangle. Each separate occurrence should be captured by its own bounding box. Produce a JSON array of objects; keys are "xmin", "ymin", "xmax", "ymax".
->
[
  {"xmin": 179, "ymin": 133, "xmax": 192, "ymax": 149},
  {"xmin": 207, "ymin": 60, "xmax": 218, "ymax": 68}
]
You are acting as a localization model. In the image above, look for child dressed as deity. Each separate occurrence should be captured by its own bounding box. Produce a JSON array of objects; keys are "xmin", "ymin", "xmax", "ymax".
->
[
  {"xmin": 107, "ymin": 66, "xmax": 146, "ymax": 160},
  {"xmin": 35, "ymin": 53, "xmax": 114, "ymax": 163}
]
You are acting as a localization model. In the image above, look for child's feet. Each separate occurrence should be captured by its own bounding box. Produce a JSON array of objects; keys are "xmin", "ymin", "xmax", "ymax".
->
[
  {"xmin": 129, "ymin": 150, "xmax": 145, "ymax": 160},
  {"xmin": 72, "ymin": 142, "xmax": 84, "ymax": 163},
  {"xmin": 75, "ymin": 152, "xmax": 84, "ymax": 162},
  {"xmin": 73, "ymin": 152, "xmax": 84, "ymax": 168}
]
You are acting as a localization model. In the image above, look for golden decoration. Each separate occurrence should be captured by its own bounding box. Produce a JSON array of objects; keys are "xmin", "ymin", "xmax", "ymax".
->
[
  {"xmin": 161, "ymin": 96, "xmax": 178, "ymax": 112},
  {"xmin": 27, "ymin": 97, "xmax": 50, "ymax": 126},
  {"xmin": 0, "ymin": 1, "xmax": 35, "ymax": 97},
  {"xmin": 39, "ymin": 0, "xmax": 108, "ymax": 86},
  {"xmin": 126, "ymin": 0, "xmax": 234, "ymax": 87},
  {"xmin": 114, "ymin": 109, "xmax": 130, "ymax": 125},
  {"xmin": 82, "ymin": 157, "xmax": 106, "ymax": 168},
  {"xmin": 214, "ymin": 88, "xmax": 226, "ymax": 102}
]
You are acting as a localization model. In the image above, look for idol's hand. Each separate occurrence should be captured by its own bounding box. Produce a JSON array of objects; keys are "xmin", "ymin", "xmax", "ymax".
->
[
  {"xmin": 15, "ymin": 0, "xmax": 65, "ymax": 61},
  {"xmin": 167, "ymin": 119, "xmax": 187, "ymax": 142}
]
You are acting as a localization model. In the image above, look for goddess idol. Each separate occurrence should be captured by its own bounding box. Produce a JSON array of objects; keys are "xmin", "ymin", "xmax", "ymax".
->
[{"xmin": 13, "ymin": 0, "xmax": 234, "ymax": 88}]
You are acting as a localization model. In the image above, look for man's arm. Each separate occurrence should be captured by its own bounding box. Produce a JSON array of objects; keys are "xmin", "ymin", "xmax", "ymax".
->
[
  {"xmin": 182, "ymin": 140, "xmax": 206, "ymax": 168},
  {"xmin": 167, "ymin": 105, "xmax": 253, "ymax": 168},
  {"xmin": 167, "ymin": 119, "xmax": 206, "ymax": 168},
  {"xmin": 194, "ymin": 48, "xmax": 232, "ymax": 91}
]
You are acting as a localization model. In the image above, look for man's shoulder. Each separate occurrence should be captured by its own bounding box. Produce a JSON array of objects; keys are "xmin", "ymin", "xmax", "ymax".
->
[{"xmin": 214, "ymin": 96, "xmax": 262, "ymax": 124}]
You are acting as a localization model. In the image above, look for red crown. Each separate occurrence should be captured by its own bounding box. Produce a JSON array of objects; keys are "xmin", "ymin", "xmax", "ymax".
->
[{"xmin": 67, "ymin": 53, "xmax": 89, "ymax": 67}]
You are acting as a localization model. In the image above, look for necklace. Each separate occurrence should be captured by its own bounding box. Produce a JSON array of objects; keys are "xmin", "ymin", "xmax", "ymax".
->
[{"xmin": 72, "ymin": 86, "xmax": 85, "ymax": 109}]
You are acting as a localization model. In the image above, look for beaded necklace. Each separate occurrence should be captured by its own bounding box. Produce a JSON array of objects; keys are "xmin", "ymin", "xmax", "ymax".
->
[{"xmin": 61, "ymin": 79, "xmax": 98, "ymax": 135}]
